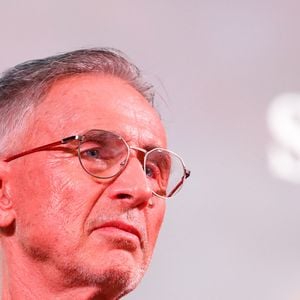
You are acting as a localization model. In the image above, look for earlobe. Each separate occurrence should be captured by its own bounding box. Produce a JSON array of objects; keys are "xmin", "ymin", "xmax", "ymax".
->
[{"xmin": 0, "ymin": 161, "xmax": 16, "ymax": 228}]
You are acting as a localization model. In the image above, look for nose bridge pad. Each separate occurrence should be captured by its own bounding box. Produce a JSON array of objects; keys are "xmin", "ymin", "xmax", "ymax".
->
[{"xmin": 129, "ymin": 146, "xmax": 147, "ymax": 170}]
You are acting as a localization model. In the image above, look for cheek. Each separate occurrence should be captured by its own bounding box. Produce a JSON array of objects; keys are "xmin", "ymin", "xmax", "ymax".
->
[
  {"xmin": 40, "ymin": 162, "xmax": 107, "ymax": 232},
  {"xmin": 146, "ymin": 201, "xmax": 166, "ymax": 250},
  {"xmin": 10, "ymin": 158, "xmax": 105, "ymax": 240}
]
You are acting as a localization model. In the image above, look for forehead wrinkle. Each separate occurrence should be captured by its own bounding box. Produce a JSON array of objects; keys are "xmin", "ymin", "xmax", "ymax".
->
[
  {"xmin": 121, "ymin": 106, "xmax": 166, "ymax": 148},
  {"xmin": 119, "ymin": 124, "xmax": 165, "ymax": 150},
  {"xmin": 33, "ymin": 106, "xmax": 79, "ymax": 138},
  {"xmin": 29, "ymin": 75, "xmax": 166, "ymax": 149}
]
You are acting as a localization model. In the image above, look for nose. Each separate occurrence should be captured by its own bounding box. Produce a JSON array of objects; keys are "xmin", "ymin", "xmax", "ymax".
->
[{"xmin": 107, "ymin": 156, "xmax": 153, "ymax": 207}]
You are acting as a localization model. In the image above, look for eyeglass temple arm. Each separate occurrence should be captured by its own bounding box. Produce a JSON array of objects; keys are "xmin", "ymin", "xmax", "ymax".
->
[
  {"xmin": 4, "ymin": 135, "xmax": 79, "ymax": 162},
  {"xmin": 167, "ymin": 168, "xmax": 191, "ymax": 198}
]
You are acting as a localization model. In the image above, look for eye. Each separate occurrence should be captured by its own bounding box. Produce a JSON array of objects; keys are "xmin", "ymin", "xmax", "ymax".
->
[
  {"xmin": 145, "ymin": 163, "xmax": 161, "ymax": 179},
  {"xmin": 82, "ymin": 148, "xmax": 102, "ymax": 160},
  {"xmin": 80, "ymin": 147, "xmax": 113, "ymax": 161},
  {"xmin": 80, "ymin": 147, "xmax": 112, "ymax": 172},
  {"xmin": 145, "ymin": 162, "xmax": 169, "ymax": 196}
]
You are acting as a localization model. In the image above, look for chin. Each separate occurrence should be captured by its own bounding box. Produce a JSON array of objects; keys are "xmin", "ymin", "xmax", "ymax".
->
[{"xmin": 57, "ymin": 254, "xmax": 147, "ymax": 296}]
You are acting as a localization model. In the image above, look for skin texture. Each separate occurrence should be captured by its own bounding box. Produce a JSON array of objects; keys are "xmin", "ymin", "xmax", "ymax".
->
[{"xmin": 0, "ymin": 74, "xmax": 167, "ymax": 299}]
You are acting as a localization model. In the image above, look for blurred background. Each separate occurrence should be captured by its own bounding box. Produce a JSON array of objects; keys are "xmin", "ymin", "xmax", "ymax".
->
[{"xmin": 1, "ymin": 1, "xmax": 300, "ymax": 299}]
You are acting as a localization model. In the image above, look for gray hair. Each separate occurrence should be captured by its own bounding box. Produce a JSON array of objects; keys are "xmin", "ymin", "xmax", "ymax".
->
[{"xmin": 0, "ymin": 48, "xmax": 154, "ymax": 156}]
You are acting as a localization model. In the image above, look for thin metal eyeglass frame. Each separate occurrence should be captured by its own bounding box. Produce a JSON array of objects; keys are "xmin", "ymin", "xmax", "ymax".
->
[{"xmin": 4, "ymin": 131, "xmax": 190, "ymax": 199}]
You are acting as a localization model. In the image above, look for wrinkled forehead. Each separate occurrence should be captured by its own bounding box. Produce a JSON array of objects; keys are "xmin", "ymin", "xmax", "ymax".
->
[{"xmin": 27, "ymin": 74, "xmax": 167, "ymax": 148}]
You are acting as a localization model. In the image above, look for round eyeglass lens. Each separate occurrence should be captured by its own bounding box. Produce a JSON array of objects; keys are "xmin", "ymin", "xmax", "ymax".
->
[
  {"xmin": 78, "ymin": 130, "xmax": 129, "ymax": 178},
  {"xmin": 145, "ymin": 149, "xmax": 186, "ymax": 198}
]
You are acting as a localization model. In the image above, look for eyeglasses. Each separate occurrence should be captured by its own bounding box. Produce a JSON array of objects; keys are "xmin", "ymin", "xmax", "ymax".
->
[{"xmin": 4, "ymin": 129, "xmax": 190, "ymax": 199}]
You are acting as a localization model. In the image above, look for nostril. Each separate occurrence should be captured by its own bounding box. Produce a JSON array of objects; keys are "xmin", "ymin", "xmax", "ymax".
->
[{"xmin": 116, "ymin": 193, "xmax": 132, "ymax": 200}]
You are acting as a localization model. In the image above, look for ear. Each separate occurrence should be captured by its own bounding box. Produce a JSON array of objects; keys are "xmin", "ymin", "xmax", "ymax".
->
[{"xmin": 0, "ymin": 161, "xmax": 16, "ymax": 228}]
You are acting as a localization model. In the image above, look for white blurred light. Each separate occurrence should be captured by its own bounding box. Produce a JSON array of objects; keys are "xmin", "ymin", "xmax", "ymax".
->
[{"xmin": 267, "ymin": 93, "xmax": 300, "ymax": 183}]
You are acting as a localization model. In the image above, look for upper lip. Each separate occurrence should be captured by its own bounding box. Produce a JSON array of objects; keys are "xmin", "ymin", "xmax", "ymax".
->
[{"xmin": 95, "ymin": 220, "xmax": 142, "ymax": 242}]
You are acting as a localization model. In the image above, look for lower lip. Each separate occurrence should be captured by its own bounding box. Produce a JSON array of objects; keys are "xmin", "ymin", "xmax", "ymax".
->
[{"xmin": 92, "ymin": 226, "xmax": 141, "ymax": 249}]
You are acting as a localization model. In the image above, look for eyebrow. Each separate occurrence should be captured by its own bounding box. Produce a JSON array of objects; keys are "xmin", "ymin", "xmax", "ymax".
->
[
  {"xmin": 142, "ymin": 144, "xmax": 164, "ymax": 151},
  {"xmin": 82, "ymin": 128, "xmax": 164, "ymax": 152},
  {"xmin": 125, "ymin": 137, "xmax": 163, "ymax": 151}
]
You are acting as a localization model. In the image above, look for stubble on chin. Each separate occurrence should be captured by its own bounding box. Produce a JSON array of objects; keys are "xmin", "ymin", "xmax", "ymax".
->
[{"xmin": 56, "ymin": 262, "xmax": 146, "ymax": 298}]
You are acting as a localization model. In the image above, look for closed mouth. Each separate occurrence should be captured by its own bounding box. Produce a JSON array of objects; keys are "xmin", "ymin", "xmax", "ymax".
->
[{"xmin": 96, "ymin": 221, "xmax": 142, "ymax": 242}]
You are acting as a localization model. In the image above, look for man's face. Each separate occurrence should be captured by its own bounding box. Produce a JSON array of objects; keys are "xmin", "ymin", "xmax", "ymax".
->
[{"xmin": 7, "ymin": 75, "xmax": 167, "ymax": 294}]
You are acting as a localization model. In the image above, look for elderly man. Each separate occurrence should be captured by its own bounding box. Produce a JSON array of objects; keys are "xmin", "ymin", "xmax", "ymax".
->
[{"xmin": 0, "ymin": 49, "xmax": 190, "ymax": 299}]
